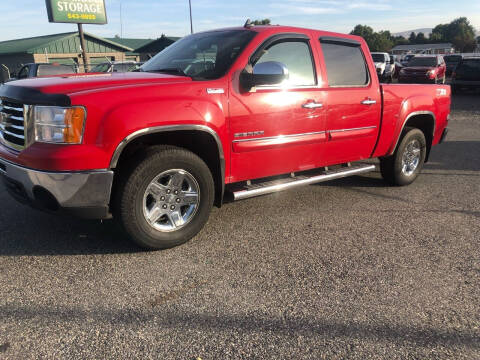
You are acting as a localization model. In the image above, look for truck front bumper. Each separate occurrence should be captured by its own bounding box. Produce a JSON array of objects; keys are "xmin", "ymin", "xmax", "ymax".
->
[{"xmin": 0, "ymin": 158, "xmax": 114, "ymax": 219}]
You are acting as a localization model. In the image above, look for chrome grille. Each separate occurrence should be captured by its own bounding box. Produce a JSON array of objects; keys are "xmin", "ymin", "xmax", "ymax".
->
[{"xmin": 0, "ymin": 99, "xmax": 26, "ymax": 151}]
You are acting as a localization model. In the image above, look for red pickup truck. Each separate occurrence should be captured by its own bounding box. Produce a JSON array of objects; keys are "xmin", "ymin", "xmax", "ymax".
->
[{"xmin": 0, "ymin": 25, "xmax": 451, "ymax": 249}]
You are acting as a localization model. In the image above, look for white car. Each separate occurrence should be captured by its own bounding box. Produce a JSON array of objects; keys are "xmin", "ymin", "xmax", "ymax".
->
[{"xmin": 371, "ymin": 52, "xmax": 394, "ymax": 82}]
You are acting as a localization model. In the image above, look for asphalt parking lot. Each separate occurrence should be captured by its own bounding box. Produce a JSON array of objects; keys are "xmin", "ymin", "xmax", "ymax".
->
[{"xmin": 0, "ymin": 94, "xmax": 479, "ymax": 359}]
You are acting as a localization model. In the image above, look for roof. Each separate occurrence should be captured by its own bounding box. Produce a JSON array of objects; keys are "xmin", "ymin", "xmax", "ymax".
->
[
  {"xmin": 134, "ymin": 35, "xmax": 181, "ymax": 53},
  {"xmin": 0, "ymin": 32, "xmax": 133, "ymax": 55},
  {"xmin": 392, "ymin": 43, "xmax": 453, "ymax": 51},
  {"xmin": 105, "ymin": 37, "xmax": 153, "ymax": 50}
]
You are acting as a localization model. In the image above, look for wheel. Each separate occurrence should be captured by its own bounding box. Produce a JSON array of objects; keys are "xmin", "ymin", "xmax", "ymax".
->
[
  {"xmin": 114, "ymin": 145, "xmax": 214, "ymax": 250},
  {"xmin": 380, "ymin": 127, "xmax": 426, "ymax": 186}
]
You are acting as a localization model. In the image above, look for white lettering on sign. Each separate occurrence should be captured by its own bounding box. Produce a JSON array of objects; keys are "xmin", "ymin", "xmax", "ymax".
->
[{"xmin": 57, "ymin": 0, "xmax": 104, "ymax": 14}]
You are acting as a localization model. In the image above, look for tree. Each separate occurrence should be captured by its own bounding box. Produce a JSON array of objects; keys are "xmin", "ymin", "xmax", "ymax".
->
[
  {"xmin": 408, "ymin": 32, "xmax": 416, "ymax": 43},
  {"xmin": 252, "ymin": 19, "xmax": 271, "ymax": 25},
  {"xmin": 415, "ymin": 32, "xmax": 427, "ymax": 44},
  {"xmin": 430, "ymin": 17, "xmax": 477, "ymax": 52},
  {"xmin": 350, "ymin": 25, "xmax": 393, "ymax": 52}
]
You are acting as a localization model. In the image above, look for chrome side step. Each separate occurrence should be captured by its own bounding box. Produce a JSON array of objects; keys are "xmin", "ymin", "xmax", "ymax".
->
[{"xmin": 232, "ymin": 164, "xmax": 376, "ymax": 201}]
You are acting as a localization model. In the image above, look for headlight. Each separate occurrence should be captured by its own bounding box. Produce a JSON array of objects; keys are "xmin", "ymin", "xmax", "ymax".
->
[
  {"xmin": 399, "ymin": 69, "xmax": 405, "ymax": 75},
  {"xmin": 33, "ymin": 106, "xmax": 86, "ymax": 144}
]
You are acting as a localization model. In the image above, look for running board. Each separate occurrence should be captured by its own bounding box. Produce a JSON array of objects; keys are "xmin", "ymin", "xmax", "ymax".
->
[{"xmin": 232, "ymin": 164, "xmax": 376, "ymax": 201}]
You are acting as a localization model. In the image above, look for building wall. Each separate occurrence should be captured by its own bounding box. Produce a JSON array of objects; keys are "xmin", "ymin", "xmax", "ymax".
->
[{"xmin": 33, "ymin": 52, "xmax": 139, "ymax": 72}]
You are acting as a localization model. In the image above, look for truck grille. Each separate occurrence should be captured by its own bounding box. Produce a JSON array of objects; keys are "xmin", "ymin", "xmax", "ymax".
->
[{"xmin": 0, "ymin": 99, "xmax": 27, "ymax": 150}]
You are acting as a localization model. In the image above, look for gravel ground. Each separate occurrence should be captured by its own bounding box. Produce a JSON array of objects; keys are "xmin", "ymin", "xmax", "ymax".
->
[{"xmin": 0, "ymin": 94, "xmax": 479, "ymax": 359}]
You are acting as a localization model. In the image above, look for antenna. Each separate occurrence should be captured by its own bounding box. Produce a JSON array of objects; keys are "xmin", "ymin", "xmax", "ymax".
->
[{"xmin": 244, "ymin": 19, "xmax": 253, "ymax": 28}]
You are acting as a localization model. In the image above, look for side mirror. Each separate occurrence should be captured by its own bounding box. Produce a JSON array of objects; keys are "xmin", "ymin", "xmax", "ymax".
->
[{"xmin": 240, "ymin": 61, "xmax": 289, "ymax": 91}]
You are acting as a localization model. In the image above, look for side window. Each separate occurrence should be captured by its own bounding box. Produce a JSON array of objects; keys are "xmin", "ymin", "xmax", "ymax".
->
[
  {"xmin": 254, "ymin": 40, "xmax": 316, "ymax": 86},
  {"xmin": 320, "ymin": 41, "xmax": 369, "ymax": 87},
  {"xmin": 17, "ymin": 66, "xmax": 29, "ymax": 79}
]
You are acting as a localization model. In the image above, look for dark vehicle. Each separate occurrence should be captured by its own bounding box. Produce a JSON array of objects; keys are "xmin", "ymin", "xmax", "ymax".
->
[
  {"xmin": 91, "ymin": 61, "xmax": 142, "ymax": 73},
  {"xmin": 398, "ymin": 55, "xmax": 446, "ymax": 84},
  {"xmin": 444, "ymin": 54, "xmax": 463, "ymax": 76},
  {"xmin": 10, "ymin": 63, "xmax": 76, "ymax": 81},
  {"xmin": 451, "ymin": 57, "xmax": 480, "ymax": 93}
]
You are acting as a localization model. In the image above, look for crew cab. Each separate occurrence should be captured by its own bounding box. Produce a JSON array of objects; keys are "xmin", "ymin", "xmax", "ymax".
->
[
  {"xmin": 398, "ymin": 55, "xmax": 446, "ymax": 84},
  {"xmin": 0, "ymin": 25, "xmax": 451, "ymax": 250}
]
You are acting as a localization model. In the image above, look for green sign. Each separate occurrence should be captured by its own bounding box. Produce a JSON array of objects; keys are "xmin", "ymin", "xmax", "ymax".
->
[{"xmin": 45, "ymin": 0, "xmax": 107, "ymax": 24}]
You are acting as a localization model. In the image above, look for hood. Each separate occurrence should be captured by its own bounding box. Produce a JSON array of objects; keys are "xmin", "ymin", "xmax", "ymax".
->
[{"xmin": 1, "ymin": 71, "xmax": 193, "ymax": 98}]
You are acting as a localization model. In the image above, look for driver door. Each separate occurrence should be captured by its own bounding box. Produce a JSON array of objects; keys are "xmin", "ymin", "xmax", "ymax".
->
[{"xmin": 228, "ymin": 35, "xmax": 327, "ymax": 182}]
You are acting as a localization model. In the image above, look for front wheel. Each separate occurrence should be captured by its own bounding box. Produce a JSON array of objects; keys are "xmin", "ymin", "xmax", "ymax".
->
[
  {"xmin": 380, "ymin": 127, "xmax": 426, "ymax": 186},
  {"xmin": 114, "ymin": 145, "xmax": 214, "ymax": 250}
]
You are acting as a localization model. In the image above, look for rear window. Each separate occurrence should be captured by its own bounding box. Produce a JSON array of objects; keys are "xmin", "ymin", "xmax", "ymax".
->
[
  {"xmin": 457, "ymin": 59, "xmax": 480, "ymax": 71},
  {"xmin": 372, "ymin": 54, "xmax": 385, "ymax": 62},
  {"xmin": 407, "ymin": 57, "xmax": 437, "ymax": 67},
  {"xmin": 37, "ymin": 64, "xmax": 76, "ymax": 76},
  {"xmin": 320, "ymin": 41, "xmax": 369, "ymax": 87}
]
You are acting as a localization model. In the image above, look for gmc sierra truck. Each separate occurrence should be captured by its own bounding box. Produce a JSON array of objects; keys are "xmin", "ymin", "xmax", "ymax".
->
[{"xmin": 0, "ymin": 25, "xmax": 450, "ymax": 249}]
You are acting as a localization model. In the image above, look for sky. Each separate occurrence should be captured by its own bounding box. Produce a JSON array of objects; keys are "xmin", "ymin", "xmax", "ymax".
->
[{"xmin": 0, "ymin": 0, "xmax": 479, "ymax": 41}]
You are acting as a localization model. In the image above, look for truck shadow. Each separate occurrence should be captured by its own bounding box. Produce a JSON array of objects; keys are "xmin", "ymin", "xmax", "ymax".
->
[{"xmin": 0, "ymin": 203, "xmax": 142, "ymax": 256}]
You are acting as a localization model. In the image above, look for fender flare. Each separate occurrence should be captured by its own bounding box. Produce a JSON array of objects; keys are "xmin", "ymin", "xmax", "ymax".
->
[
  {"xmin": 109, "ymin": 124, "xmax": 225, "ymax": 200},
  {"xmin": 389, "ymin": 110, "xmax": 436, "ymax": 156}
]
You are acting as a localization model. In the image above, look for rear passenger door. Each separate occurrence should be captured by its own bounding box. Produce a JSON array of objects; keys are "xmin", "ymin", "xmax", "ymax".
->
[{"xmin": 319, "ymin": 37, "xmax": 382, "ymax": 165}]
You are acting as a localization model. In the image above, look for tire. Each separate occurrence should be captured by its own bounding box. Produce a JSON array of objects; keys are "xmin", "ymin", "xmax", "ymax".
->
[
  {"xmin": 114, "ymin": 145, "xmax": 214, "ymax": 250},
  {"xmin": 380, "ymin": 127, "xmax": 426, "ymax": 186}
]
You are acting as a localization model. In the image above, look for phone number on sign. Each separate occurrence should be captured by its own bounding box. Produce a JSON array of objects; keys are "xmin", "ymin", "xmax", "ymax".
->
[{"xmin": 67, "ymin": 13, "xmax": 97, "ymax": 20}]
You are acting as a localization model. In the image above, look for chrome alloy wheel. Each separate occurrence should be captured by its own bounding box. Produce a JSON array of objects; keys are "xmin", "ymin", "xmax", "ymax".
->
[
  {"xmin": 401, "ymin": 139, "xmax": 421, "ymax": 176},
  {"xmin": 142, "ymin": 169, "xmax": 200, "ymax": 232}
]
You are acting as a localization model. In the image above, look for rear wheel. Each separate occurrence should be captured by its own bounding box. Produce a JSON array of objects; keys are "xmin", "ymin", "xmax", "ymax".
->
[
  {"xmin": 380, "ymin": 127, "xmax": 426, "ymax": 186},
  {"xmin": 114, "ymin": 145, "xmax": 214, "ymax": 250}
]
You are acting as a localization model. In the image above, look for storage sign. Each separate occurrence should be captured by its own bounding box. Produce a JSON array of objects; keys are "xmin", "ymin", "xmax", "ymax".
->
[{"xmin": 45, "ymin": 0, "xmax": 107, "ymax": 24}]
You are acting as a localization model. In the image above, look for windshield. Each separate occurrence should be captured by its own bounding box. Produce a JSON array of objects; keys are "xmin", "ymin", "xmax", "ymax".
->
[
  {"xmin": 372, "ymin": 54, "xmax": 385, "ymax": 62},
  {"xmin": 407, "ymin": 57, "xmax": 437, "ymax": 67},
  {"xmin": 444, "ymin": 55, "xmax": 462, "ymax": 64},
  {"xmin": 141, "ymin": 30, "xmax": 256, "ymax": 80}
]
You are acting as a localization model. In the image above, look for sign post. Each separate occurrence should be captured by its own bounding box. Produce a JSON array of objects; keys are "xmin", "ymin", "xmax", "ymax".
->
[{"xmin": 45, "ymin": 0, "xmax": 108, "ymax": 72}]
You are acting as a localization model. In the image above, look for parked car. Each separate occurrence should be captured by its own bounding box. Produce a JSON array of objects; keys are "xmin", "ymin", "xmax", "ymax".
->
[
  {"xmin": 393, "ymin": 60, "xmax": 404, "ymax": 78},
  {"xmin": 398, "ymin": 55, "xmax": 446, "ymax": 84},
  {"xmin": 444, "ymin": 54, "xmax": 463, "ymax": 77},
  {"xmin": 0, "ymin": 24, "xmax": 451, "ymax": 250},
  {"xmin": 371, "ymin": 52, "xmax": 394, "ymax": 82},
  {"xmin": 9, "ymin": 63, "xmax": 76, "ymax": 81},
  {"xmin": 451, "ymin": 56, "xmax": 480, "ymax": 93},
  {"xmin": 91, "ymin": 61, "xmax": 142, "ymax": 73},
  {"xmin": 401, "ymin": 54, "xmax": 415, "ymax": 66}
]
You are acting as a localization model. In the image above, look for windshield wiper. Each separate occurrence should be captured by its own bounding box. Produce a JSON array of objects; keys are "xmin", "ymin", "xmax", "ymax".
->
[{"xmin": 148, "ymin": 68, "xmax": 188, "ymax": 77}]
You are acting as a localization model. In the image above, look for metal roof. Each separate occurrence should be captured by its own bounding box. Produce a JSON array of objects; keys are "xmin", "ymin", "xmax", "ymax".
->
[
  {"xmin": 105, "ymin": 37, "xmax": 154, "ymax": 50},
  {"xmin": 392, "ymin": 43, "xmax": 453, "ymax": 51},
  {"xmin": 0, "ymin": 32, "xmax": 133, "ymax": 55}
]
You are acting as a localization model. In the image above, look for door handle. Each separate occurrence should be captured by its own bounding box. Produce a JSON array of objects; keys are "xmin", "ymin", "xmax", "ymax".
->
[
  {"xmin": 302, "ymin": 101, "xmax": 323, "ymax": 109},
  {"xmin": 361, "ymin": 99, "xmax": 377, "ymax": 105}
]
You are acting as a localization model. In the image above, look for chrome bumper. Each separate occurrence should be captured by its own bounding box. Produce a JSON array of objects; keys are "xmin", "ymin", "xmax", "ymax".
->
[{"xmin": 0, "ymin": 158, "xmax": 114, "ymax": 219}]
